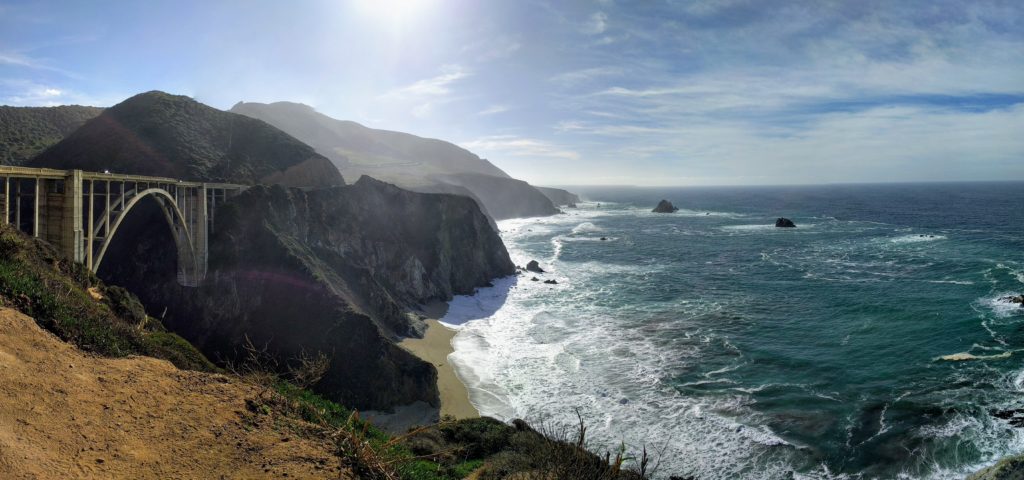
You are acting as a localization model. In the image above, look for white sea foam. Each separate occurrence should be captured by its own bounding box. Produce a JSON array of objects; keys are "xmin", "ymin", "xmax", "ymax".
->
[
  {"xmin": 980, "ymin": 294, "xmax": 1024, "ymax": 318},
  {"xmin": 889, "ymin": 234, "xmax": 947, "ymax": 244},
  {"xmin": 443, "ymin": 215, "xmax": 811, "ymax": 479},
  {"xmin": 445, "ymin": 205, "xmax": 1018, "ymax": 479},
  {"xmin": 723, "ymin": 223, "xmax": 816, "ymax": 231}
]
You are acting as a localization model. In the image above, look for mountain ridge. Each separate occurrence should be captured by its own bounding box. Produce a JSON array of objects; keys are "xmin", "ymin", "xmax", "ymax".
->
[
  {"xmin": 0, "ymin": 105, "xmax": 103, "ymax": 165},
  {"xmin": 30, "ymin": 91, "xmax": 342, "ymax": 187},
  {"xmin": 230, "ymin": 100, "xmax": 564, "ymax": 220}
]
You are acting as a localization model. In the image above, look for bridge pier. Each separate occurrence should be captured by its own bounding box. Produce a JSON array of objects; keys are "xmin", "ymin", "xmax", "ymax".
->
[{"xmin": 62, "ymin": 170, "xmax": 85, "ymax": 263}]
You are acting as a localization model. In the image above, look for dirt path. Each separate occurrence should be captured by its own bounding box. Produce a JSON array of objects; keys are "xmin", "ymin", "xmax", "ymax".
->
[{"xmin": 0, "ymin": 307, "xmax": 346, "ymax": 479}]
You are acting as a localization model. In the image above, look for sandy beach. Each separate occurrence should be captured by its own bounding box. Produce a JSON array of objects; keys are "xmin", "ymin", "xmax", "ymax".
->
[{"xmin": 400, "ymin": 317, "xmax": 480, "ymax": 419}]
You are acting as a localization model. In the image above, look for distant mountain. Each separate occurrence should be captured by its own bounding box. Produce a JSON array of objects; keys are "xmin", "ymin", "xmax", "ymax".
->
[
  {"xmin": 30, "ymin": 92, "xmax": 342, "ymax": 187},
  {"xmin": 230, "ymin": 101, "xmax": 563, "ymax": 219},
  {"xmin": 0, "ymin": 105, "xmax": 103, "ymax": 166},
  {"xmin": 536, "ymin": 187, "xmax": 581, "ymax": 206}
]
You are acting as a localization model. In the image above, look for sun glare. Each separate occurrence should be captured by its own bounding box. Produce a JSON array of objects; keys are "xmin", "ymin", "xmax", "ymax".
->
[{"xmin": 352, "ymin": 0, "xmax": 435, "ymax": 27}]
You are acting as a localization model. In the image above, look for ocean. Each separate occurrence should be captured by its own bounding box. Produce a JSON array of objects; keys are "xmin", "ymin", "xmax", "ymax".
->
[{"xmin": 439, "ymin": 182, "xmax": 1024, "ymax": 479}]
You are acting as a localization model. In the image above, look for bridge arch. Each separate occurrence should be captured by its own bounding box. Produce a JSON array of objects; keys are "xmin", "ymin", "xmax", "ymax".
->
[
  {"xmin": 2, "ymin": 167, "xmax": 244, "ymax": 286},
  {"xmin": 92, "ymin": 188, "xmax": 199, "ymax": 284}
]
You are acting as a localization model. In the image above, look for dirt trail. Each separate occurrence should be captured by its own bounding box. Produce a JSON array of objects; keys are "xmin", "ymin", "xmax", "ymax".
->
[{"xmin": 0, "ymin": 307, "xmax": 346, "ymax": 479}]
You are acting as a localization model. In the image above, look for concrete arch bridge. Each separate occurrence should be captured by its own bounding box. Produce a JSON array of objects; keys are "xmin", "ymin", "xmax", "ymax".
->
[{"xmin": 0, "ymin": 166, "xmax": 245, "ymax": 287}]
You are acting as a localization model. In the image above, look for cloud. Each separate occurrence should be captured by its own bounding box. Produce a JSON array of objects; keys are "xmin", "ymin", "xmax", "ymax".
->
[
  {"xmin": 549, "ymin": 67, "xmax": 623, "ymax": 87},
  {"xmin": 1, "ymin": 81, "xmax": 68, "ymax": 106},
  {"xmin": 460, "ymin": 135, "xmax": 580, "ymax": 161},
  {"xmin": 582, "ymin": 12, "xmax": 608, "ymax": 35},
  {"xmin": 381, "ymin": 65, "xmax": 471, "ymax": 99},
  {"xmin": 478, "ymin": 105, "xmax": 510, "ymax": 116},
  {"xmin": 0, "ymin": 50, "xmax": 80, "ymax": 78},
  {"xmin": 377, "ymin": 65, "xmax": 471, "ymax": 119}
]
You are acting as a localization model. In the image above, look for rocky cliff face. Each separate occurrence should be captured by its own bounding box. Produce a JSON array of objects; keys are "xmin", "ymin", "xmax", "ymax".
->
[{"xmin": 97, "ymin": 176, "xmax": 515, "ymax": 410}]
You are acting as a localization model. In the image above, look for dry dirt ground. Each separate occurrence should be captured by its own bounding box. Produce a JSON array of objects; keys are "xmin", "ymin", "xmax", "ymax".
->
[{"xmin": 0, "ymin": 307, "xmax": 348, "ymax": 479}]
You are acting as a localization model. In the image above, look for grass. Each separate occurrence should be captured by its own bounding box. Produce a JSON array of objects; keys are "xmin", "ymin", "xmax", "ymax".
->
[{"xmin": 0, "ymin": 224, "xmax": 215, "ymax": 371}]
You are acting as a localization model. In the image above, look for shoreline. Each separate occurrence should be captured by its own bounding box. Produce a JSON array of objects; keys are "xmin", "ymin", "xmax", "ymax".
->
[{"xmin": 400, "ymin": 317, "xmax": 480, "ymax": 420}]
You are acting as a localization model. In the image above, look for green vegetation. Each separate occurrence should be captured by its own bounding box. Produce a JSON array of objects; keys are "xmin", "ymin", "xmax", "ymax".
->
[
  {"xmin": 30, "ymin": 91, "xmax": 341, "ymax": 187},
  {"xmin": 262, "ymin": 379, "xmax": 661, "ymax": 480},
  {"xmin": 0, "ymin": 224, "xmax": 215, "ymax": 371},
  {"xmin": 0, "ymin": 105, "xmax": 102, "ymax": 165}
]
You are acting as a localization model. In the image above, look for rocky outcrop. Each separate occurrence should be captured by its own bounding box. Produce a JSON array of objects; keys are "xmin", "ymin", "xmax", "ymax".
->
[
  {"xmin": 30, "ymin": 91, "xmax": 342, "ymax": 188},
  {"xmin": 96, "ymin": 176, "xmax": 515, "ymax": 410},
  {"xmin": 536, "ymin": 187, "xmax": 581, "ymax": 207},
  {"xmin": 1001, "ymin": 295, "xmax": 1024, "ymax": 306},
  {"xmin": 775, "ymin": 217, "xmax": 797, "ymax": 228},
  {"xmin": 652, "ymin": 200, "xmax": 679, "ymax": 213},
  {"xmin": 968, "ymin": 454, "xmax": 1024, "ymax": 480},
  {"xmin": 526, "ymin": 260, "xmax": 545, "ymax": 273}
]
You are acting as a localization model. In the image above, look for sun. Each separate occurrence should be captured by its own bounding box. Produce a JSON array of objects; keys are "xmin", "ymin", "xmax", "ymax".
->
[{"xmin": 352, "ymin": 0, "xmax": 436, "ymax": 27}]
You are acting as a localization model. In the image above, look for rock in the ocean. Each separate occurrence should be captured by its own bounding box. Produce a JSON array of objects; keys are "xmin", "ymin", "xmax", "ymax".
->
[
  {"xmin": 526, "ymin": 260, "xmax": 545, "ymax": 273},
  {"xmin": 544, "ymin": 279, "xmax": 558, "ymax": 284},
  {"xmin": 530, "ymin": 277, "xmax": 540, "ymax": 282},
  {"xmin": 652, "ymin": 199, "xmax": 679, "ymax": 213},
  {"xmin": 775, "ymin": 217, "xmax": 797, "ymax": 228},
  {"xmin": 1002, "ymin": 295, "xmax": 1024, "ymax": 306},
  {"xmin": 600, "ymin": 237, "xmax": 608, "ymax": 241}
]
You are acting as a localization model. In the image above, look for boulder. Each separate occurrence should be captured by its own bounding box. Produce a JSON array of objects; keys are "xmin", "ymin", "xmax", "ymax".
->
[
  {"xmin": 530, "ymin": 277, "xmax": 539, "ymax": 282},
  {"xmin": 652, "ymin": 200, "xmax": 679, "ymax": 213},
  {"xmin": 544, "ymin": 279, "xmax": 558, "ymax": 285},
  {"xmin": 526, "ymin": 260, "xmax": 545, "ymax": 273},
  {"xmin": 1002, "ymin": 295, "xmax": 1024, "ymax": 306},
  {"xmin": 775, "ymin": 217, "xmax": 797, "ymax": 228},
  {"xmin": 600, "ymin": 237, "xmax": 607, "ymax": 241}
]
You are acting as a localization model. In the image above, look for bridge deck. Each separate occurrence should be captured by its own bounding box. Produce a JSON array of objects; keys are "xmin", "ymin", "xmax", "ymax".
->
[{"xmin": 0, "ymin": 166, "xmax": 245, "ymax": 190}]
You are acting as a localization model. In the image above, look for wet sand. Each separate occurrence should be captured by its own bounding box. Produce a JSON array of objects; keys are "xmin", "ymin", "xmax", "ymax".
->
[
  {"xmin": 400, "ymin": 317, "xmax": 480, "ymax": 419},
  {"xmin": 399, "ymin": 302, "xmax": 479, "ymax": 419}
]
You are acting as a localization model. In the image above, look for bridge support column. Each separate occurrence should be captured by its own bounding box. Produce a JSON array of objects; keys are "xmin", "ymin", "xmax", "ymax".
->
[
  {"xmin": 1, "ymin": 177, "xmax": 7, "ymax": 225},
  {"xmin": 32, "ymin": 178, "xmax": 40, "ymax": 237},
  {"xmin": 62, "ymin": 170, "xmax": 84, "ymax": 263},
  {"xmin": 195, "ymin": 184, "xmax": 208, "ymax": 281}
]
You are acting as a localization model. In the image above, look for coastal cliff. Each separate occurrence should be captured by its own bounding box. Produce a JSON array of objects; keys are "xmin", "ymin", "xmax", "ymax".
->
[
  {"xmin": 98, "ymin": 176, "xmax": 515, "ymax": 409},
  {"xmin": 536, "ymin": 186, "xmax": 581, "ymax": 206}
]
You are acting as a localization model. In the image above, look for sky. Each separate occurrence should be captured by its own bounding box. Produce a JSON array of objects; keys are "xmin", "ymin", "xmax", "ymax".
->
[{"xmin": 1, "ymin": 0, "xmax": 1022, "ymax": 186}]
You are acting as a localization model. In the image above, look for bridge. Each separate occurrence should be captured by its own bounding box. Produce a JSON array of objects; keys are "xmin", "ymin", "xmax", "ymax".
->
[{"xmin": 0, "ymin": 166, "xmax": 245, "ymax": 287}]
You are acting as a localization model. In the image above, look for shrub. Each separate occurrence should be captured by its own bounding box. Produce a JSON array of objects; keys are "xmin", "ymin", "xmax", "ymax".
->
[{"xmin": 0, "ymin": 225, "xmax": 214, "ymax": 371}]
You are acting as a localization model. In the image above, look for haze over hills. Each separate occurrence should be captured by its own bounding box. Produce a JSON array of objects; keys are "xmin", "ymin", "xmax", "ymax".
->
[
  {"xmin": 230, "ymin": 101, "xmax": 571, "ymax": 219},
  {"xmin": 30, "ymin": 91, "xmax": 342, "ymax": 188},
  {"xmin": 0, "ymin": 105, "xmax": 103, "ymax": 166}
]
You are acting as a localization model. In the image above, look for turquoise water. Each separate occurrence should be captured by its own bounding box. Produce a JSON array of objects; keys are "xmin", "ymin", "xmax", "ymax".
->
[{"xmin": 443, "ymin": 182, "xmax": 1024, "ymax": 479}]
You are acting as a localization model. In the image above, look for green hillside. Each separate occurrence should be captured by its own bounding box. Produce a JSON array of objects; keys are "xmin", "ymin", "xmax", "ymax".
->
[{"xmin": 0, "ymin": 105, "xmax": 103, "ymax": 165}]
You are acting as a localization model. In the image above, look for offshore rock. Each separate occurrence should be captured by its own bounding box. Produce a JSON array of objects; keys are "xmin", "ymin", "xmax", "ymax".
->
[
  {"xmin": 1001, "ymin": 295, "xmax": 1024, "ymax": 306},
  {"xmin": 775, "ymin": 217, "xmax": 797, "ymax": 228},
  {"xmin": 652, "ymin": 200, "xmax": 679, "ymax": 213},
  {"xmin": 526, "ymin": 260, "xmax": 545, "ymax": 273}
]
